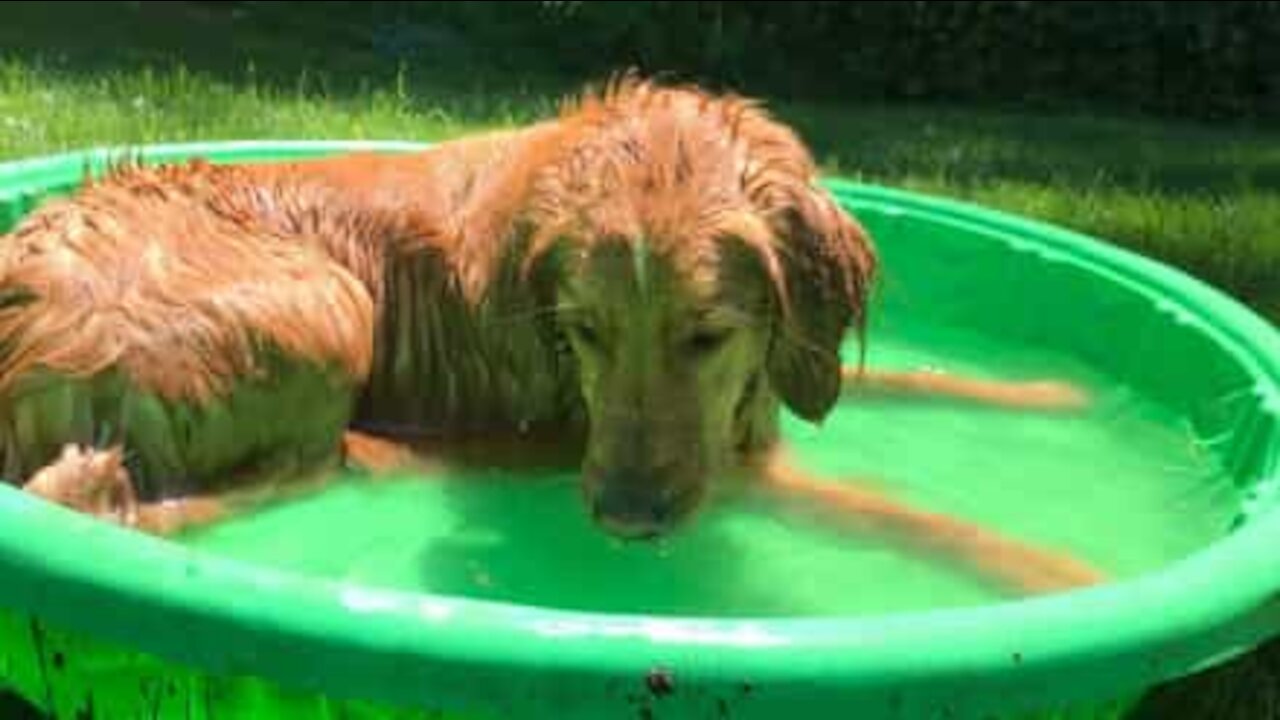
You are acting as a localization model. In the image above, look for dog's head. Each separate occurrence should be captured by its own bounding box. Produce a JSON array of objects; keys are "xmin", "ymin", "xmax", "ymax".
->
[{"xmin": 494, "ymin": 78, "xmax": 877, "ymax": 538}]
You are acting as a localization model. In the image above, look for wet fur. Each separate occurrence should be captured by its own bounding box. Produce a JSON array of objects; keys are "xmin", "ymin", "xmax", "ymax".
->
[
  {"xmin": 0, "ymin": 76, "xmax": 1100, "ymax": 592},
  {"xmin": 0, "ymin": 77, "xmax": 866, "ymax": 497}
]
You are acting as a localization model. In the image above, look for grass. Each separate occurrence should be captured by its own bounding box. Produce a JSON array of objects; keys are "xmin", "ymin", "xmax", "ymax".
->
[
  {"xmin": 0, "ymin": 2, "xmax": 1277, "ymax": 322},
  {"xmin": 781, "ymin": 102, "xmax": 1280, "ymax": 320}
]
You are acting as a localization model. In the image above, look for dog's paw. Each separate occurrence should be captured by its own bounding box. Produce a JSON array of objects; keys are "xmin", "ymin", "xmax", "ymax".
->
[{"xmin": 22, "ymin": 445, "xmax": 139, "ymax": 526}]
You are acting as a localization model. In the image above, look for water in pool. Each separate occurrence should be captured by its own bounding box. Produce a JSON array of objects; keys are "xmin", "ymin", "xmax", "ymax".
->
[{"xmin": 180, "ymin": 323, "xmax": 1240, "ymax": 618}]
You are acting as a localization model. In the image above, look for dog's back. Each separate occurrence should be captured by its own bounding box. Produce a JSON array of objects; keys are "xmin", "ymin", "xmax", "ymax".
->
[
  {"xmin": 0, "ymin": 161, "xmax": 386, "ymax": 492},
  {"xmin": 0, "ymin": 119, "xmax": 575, "ymax": 495}
]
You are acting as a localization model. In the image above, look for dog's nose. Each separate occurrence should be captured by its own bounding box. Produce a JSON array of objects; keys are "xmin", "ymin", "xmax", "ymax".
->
[{"xmin": 590, "ymin": 479, "xmax": 681, "ymax": 539}]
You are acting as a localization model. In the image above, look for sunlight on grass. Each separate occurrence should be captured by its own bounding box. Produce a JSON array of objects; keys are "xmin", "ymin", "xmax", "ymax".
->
[
  {"xmin": 887, "ymin": 176, "xmax": 1280, "ymax": 316},
  {"xmin": 1, "ymin": 58, "xmax": 1276, "ymax": 321},
  {"xmin": 0, "ymin": 59, "xmax": 542, "ymax": 158}
]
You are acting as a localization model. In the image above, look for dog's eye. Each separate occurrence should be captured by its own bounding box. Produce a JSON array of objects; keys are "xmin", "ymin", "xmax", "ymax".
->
[{"xmin": 684, "ymin": 328, "xmax": 733, "ymax": 357}]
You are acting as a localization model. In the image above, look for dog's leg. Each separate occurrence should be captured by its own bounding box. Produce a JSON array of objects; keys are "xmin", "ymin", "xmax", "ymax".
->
[
  {"xmin": 14, "ymin": 379, "xmax": 376, "ymax": 538},
  {"xmin": 20, "ymin": 444, "xmax": 229, "ymax": 535},
  {"xmin": 843, "ymin": 366, "xmax": 1090, "ymax": 412},
  {"xmin": 341, "ymin": 427, "xmax": 584, "ymax": 476},
  {"xmin": 20, "ymin": 442, "xmax": 362, "ymax": 537},
  {"xmin": 756, "ymin": 450, "xmax": 1104, "ymax": 594},
  {"xmin": 22, "ymin": 429, "xmax": 542, "ymax": 538},
  {"xmin": 41, "ymin": 431, "xmax": 428, "ymax": 536},
  {"xmin": 1, "ymin": 218, "xmax": 379, "ymax": 536},
  {"xmin": 22, "ymin": 444, "xmax": 142, "ymax": 526},
  {"xmin": 12, "ymin": 366, "xmax": 360, "ymax": 538},
  {"xmin": 132, "ymin": 441, "xmax": 406, "ymax": 536},
  {"xmin": 341, "ymin": 430, "xmax": 439, "ymax": 475}
]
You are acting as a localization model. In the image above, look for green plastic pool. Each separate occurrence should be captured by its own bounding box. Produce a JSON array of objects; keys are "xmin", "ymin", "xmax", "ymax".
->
[{"xmin": 0, "ymin": 140, "xmax": 1278, "ymax": 719}]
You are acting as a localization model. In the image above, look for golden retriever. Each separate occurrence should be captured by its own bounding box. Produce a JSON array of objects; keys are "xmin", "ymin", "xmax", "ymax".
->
[{"xmin": 3, "ymin": 76, "xmax": 1099, "ymax": 593}]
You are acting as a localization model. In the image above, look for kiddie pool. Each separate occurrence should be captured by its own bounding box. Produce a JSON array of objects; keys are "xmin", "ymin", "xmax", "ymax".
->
[{"xmin": 1, "ymin": 140, "xmax": 1279, "ymax": 719}]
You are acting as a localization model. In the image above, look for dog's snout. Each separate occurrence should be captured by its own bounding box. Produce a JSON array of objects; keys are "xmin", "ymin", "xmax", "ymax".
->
[
  {"xmin": 589, "ymin": 467, "xmax": 690, "ymax": 539},
  {"xmin": 592, "ymin": 482, "xmax": 672, "ymax": 538}
]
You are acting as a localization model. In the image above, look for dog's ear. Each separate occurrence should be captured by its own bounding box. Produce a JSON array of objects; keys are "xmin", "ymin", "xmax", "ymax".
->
[
  {"xmin": 476, "ymin": 226, "xmax": 578, "ymax": 418},
  {"xmin": 766, "ymin": 187, "xmax": 877, "ymax": 423},
  {"xmin": 484, "ymin": 223, "xmax": 565, "ymax": 342}
]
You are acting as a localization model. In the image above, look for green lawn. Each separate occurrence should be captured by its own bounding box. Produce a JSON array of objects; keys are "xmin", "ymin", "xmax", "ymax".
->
[{"xmin": 1, "ymin": 1, "xmax": 1277, "ymax": 321}]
